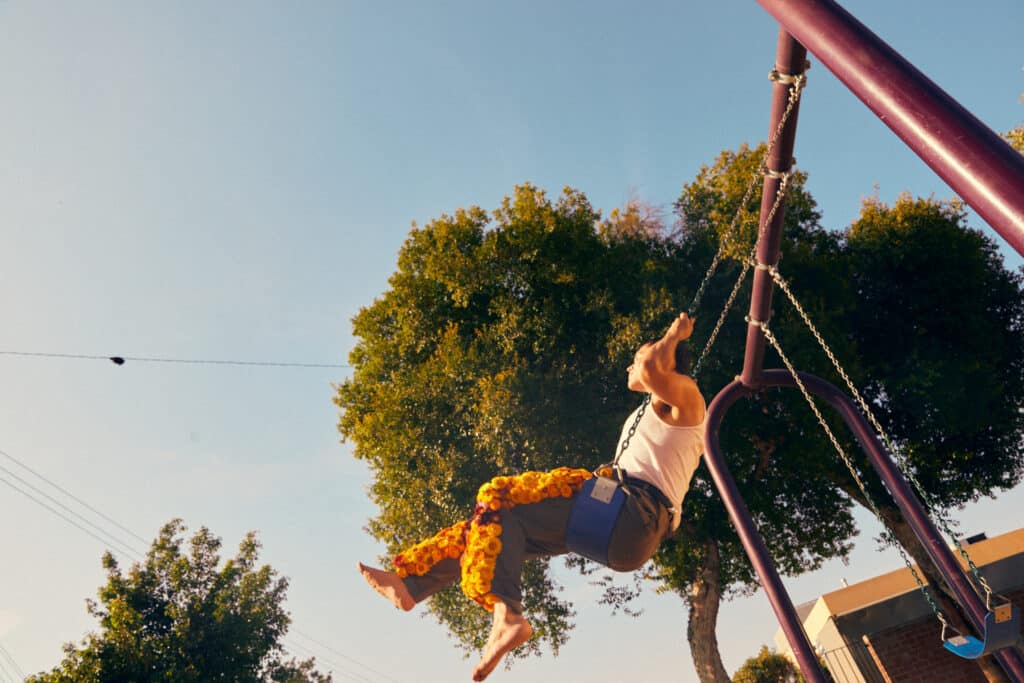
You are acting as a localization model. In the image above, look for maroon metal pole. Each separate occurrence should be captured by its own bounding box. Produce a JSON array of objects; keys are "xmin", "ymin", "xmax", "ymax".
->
[
  {"xmin": 756, "ymin": 0, "xmax": 1024, "ymax": 257},
  {"xmin": 703, "ymin": 381, "xmax": 829, "ymax": 682},
  {"xmin": 740, "ymin": 29, "xmax": 808, "ymax": 387},
  {"xmin": 757, "ymin": 370, "xmax": 1024, "ymax": 680}
]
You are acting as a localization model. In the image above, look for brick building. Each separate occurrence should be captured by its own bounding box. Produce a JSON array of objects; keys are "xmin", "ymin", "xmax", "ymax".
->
[{"xmin": 773, "ymin": 528, "xmax": 1024, "ymax": 682}]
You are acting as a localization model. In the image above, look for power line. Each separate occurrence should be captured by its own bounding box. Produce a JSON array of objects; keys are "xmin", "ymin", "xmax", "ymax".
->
[
  {"xmin": 282, "ymin": 639, "xmax": 382, "ymax": 683},
  {"xmin": 0, "ymin": 641, "xmax": 25, "ymax": 681},
  {"xmin": 0, "ymin": 474, "xmax": 143, "ymax": 563},
  {"xmin": 0, "ymin": 448, "xmax": 150, "ymax": 546},
  {"xmin": 0, "ymin": 461, "xmax": 144, "ymax": 560},
  {"xmin": 0, "ymin": 653, "xmax": 13, "ymax": 683},
  {"xmin": 290, "ymin": 628, "xmax": 404, "ymax": 683},
  {"xmin": 0, "ymin": 350, "xmax": 349, "ymax": 369}
]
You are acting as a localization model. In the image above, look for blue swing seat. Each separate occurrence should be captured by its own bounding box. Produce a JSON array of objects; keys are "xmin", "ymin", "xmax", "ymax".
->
[
  {"xmin": 566, "ymin": 476, "xmax": 627, "ymax": 566},
  {"xmin": 943, "ymin": 602, "xmax": 1021, "ymax": 659}
]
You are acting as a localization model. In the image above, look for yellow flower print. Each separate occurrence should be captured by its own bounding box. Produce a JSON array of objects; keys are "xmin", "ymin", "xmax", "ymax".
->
[{"xmin": 394, "ymin": 467, "xmax": 594, "ymax": 611}]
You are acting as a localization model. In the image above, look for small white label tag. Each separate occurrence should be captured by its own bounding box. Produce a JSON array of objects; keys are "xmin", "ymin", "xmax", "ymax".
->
[{"xmin": 590, "ymin": 477, "xmax": 619, "ymax": 504}]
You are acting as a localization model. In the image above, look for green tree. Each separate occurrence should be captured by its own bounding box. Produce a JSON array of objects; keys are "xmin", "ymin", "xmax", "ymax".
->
[
  {"xmin": 732, "ymin": 646, "xmax": 803, "ymax": 683},
  {"xmin": 662, "ymin": 144, "xmax": 858, "ymax": 682},
  {"xmin": 337, "ymin": 147, "xmax": 1024, "ymax": 683},
  {"xmin": 28, "ymin": 520, "xmax": 331, "ymax": 683},
  {"xmin": 1005, "ymin": 125, "xmax": 1024, "ymax": 153},
  {"xmin": 336, "ymin": 168, "xmax": 858, "ymax": 677},
  {"xmin": 828, "ymin": 194, "xmax": 1024, "ymax": 682}
]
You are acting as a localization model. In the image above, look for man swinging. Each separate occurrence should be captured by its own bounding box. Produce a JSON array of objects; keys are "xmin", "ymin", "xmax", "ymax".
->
[{"xmin": 358, "ymin": 312, "xmax": 706, "ymax": 681}]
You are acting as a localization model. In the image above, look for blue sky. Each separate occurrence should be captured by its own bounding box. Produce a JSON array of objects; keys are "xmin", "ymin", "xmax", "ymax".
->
[{"xmin": 1, "ymin": 1, "xmax": 1022, "ymax": 682}]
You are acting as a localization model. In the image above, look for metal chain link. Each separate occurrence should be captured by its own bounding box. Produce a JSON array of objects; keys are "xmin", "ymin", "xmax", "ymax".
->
[
  {"xmin": 617, "ymin": 73, "xmax": 808, "ymax": 476},
  {"xmin": 692, "ymin": 262, "xmax": 751, "ymax": 377},
  {"xmin": 693, "ymin": 167, "xmax": 793, "ymax": 376},
  {"xmin": 611, "ymin": 393, "xmax": 651, "ymax": 471},
  {"xmin": 748, "ymin": 317, "xmax": 951, "ymax": 629},
  {"xmin": 687, "ymin": 73, "xmax": 807, "ymax": 316},
  {"xmin": 765, "ymin": 265, "xmax": 993, "ymax": 599}
]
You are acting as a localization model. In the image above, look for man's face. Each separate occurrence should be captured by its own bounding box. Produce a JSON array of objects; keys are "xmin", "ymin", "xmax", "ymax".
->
[{"xmin": 627, "ymin": 343, "xmax": 653, "ymax": 391}]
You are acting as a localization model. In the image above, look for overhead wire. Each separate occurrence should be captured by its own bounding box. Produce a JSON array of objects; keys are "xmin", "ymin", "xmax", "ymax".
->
[
  {"xmin": 0, "ymin": 654, "xmax": 13, "ymax": 683},
  {"xmin": 283, "ymin": 639, "xmax": 383, "ymax": 683},
  {"xmin": 0, "ymin": 350, "xmax": 348, "ymax": 369},
  {"xmin": 0, "ymin": 448, "xmax": 149, "ymax": 546},
  {"xmin": 0, "ymin": 474, "xmax": 143, "ymax": 564},
  {"xmin": 0, "ymin": 443, "xmax": 400, "ymax": 683},
  {"xmin": 0, "ymin": 456, "xmax": 145, "ymax": 561},
  {"xmin": 290, "ymin": 628, "xmax": 404, "ymax": 683},
  {"xmin": 0, "ymin": 641, "xmax": 24, "ymax": 682}
]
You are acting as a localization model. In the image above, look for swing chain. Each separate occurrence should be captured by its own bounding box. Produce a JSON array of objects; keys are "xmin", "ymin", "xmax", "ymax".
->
[
  {"xmin": 692, "ymin": 165, "xmax": 793, "ymax": 377},
  {"xmin": 606, "ymin": 392, "xmax": 651, "ymax": 475},
  {"xmin": 764, "ymin": 264, "xmax": 994, "ymax": 599},
  {"xmin": 747, "ymin": 317, "xmax": 952, "ymax": 628},
  {"xmin": 687, "ymin": 70, "xmax": 807, "ymax": 317},
  {"xmin": 693, "ymin": 262, "xmax": 751, "ymax": 377}
]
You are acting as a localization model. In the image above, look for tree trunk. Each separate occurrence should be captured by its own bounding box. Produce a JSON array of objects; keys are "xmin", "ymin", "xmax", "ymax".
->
[
  {"xmin": 872, "ymin": 501, "xmax": 1010, "ymax": 683},
  {"xmin": 686, "ymin": 539, "xmax": 732, "ymax": 683}
]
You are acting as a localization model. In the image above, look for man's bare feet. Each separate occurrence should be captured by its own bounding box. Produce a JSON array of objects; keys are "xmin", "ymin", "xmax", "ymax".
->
[
  {"xmin": 356, "ymin": 562, "xmax": 415, "ymax": 611},
  {"xmin": 471, "ymin": 601, "xmax": 533, "ymax": 681}
]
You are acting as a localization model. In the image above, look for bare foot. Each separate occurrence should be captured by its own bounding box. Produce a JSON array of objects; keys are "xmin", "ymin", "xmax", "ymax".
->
[
  {"xmin": 471, "ymin": 602, "xmax": 533, "ymax": 681},
  {"xmin": 356, "ymin": 562, "xmax": 415, "ymax": 611}
]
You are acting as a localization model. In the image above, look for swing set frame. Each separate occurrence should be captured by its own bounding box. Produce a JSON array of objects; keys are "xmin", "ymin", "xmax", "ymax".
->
[{"xmin": 708, "ymin": 1, "xmax": 1024, "ymax": 680}]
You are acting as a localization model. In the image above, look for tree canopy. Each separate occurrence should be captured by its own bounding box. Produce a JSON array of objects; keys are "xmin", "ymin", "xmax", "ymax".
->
[
  {"xmin": 336, "ymin": 143, "xmax": 1024, "ymax": 682},
  {"xmin": 28, "ymin": 520, "xmax": 331, "ymax": 683},
  {"xmin": 1005, "ymin": 125, "xmax": 1023, "ymax": 154},
  {"xmin": 732, "ymin": 646, "xmax": 804, "ymax": 683},
  {"xmin": 335, "ymin": 154, "xmax": 859, "ymax": 671}
]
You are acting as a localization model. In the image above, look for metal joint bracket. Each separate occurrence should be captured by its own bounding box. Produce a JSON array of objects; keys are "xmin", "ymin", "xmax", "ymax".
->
[{"xmin": 769, "ymin": 61, "xmax": 811, "ymax": 85}]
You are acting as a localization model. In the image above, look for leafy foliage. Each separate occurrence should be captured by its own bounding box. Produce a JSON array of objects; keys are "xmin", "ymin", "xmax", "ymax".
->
[
  {"xmin": 28, "ymin": 520, "xmax": 330, "ymax": 683},
  {"xmin": 839, "ymin": 194, "xmax": 1024, "ymax": 507},
  {"xmin": 337, "ymin": 144, "xmax": 1024, "ymax": 680},
  {"xmin": 732, "ymin": 646, "xmax": 804, "ymax": 683},
  {"xmin": 1005, "ymin": 125, "xmax": 1024, "ymax": 154},
  {"xmin": 337, "ymin": 163, "xmax": 859, "ymax": 662}
]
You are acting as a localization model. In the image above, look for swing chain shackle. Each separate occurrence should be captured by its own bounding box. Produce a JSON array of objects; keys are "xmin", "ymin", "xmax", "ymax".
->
[
  {"xmin": 686, "ymin": 62, "xmax": 807, "ymax": 320},
  {"xmin": 768, "ymin": 59, "xmax": 811, "ymax": 88}
]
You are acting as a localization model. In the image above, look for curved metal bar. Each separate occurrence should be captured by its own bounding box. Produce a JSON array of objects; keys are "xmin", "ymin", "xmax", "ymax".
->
[
  {"xmin": 757, "ymin": 369, "xmax": 1024, "ymax": 680},
  {"xmin": 703, "ymin": 379, "xmax": 829, "ymax": 682},
  {"xmin": 705, "ymin": 370, "xmax": 1024, "ymax": 680}
]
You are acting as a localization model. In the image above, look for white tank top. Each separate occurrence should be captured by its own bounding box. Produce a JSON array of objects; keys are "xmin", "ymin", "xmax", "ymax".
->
[{"xmin": 615, "ymin": 403, "xmax": 705, "ymax": 530}]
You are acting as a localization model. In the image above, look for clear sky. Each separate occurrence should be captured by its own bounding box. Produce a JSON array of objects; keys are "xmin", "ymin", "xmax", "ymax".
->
[{"xmin": 1, "ymin": 1, "xmax": 1022, "ymax": 682}]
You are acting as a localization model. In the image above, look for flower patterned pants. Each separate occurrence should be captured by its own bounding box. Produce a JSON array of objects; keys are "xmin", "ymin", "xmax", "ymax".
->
[{"xmin": 403, "ymin": 484, "xmax": 671, "ymax": 610}]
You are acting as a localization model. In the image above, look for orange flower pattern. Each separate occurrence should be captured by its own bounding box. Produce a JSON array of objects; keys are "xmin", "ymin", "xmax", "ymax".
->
[{"xmin": 393, "ymin": 467, "xmax": 594, "ymax": 611}]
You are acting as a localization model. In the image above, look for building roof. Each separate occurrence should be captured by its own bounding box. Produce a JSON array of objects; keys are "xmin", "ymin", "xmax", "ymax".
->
[
  {"xmin": 817, "ymin": 527, "xmax": 1024, "ymax": 618},
  {"xmin": 773, "ymin": 527, "xmax": 1024, "ymax": 657}
]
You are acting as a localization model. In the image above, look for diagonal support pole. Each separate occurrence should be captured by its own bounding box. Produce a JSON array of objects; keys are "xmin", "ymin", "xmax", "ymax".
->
[{"xmin": 755, "ymin": 0, "xmax": 1024, "ymax": 258}]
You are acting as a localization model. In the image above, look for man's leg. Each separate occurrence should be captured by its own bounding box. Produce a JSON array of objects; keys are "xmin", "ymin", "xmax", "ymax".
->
[
  {"xmin": 357, "ymin": 557, "xmax": 461, "ymax": 611},
  {"xmin": 471, "ymin": 495, "xmax": 574, "ymax": 681},
  {"xmin": 471, "ymin": 599, "xmax": 533, "ymax": 682}
]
